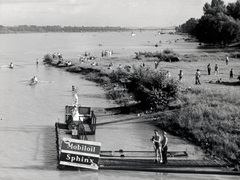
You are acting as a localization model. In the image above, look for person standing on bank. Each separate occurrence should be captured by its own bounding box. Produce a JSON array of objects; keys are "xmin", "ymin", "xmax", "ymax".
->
[
  {"xmin": 195, "ymin": 69, "xmax": 201, "ymax": 85},
  {"xmin": 230, "ymin": 68, "xmax": 233, "ymax": 79},
  {"xmin": 214, "ymin": 64, "xmax": 219, "ymax": 75},
  {"xmin": 178, "ymin": 70, "xmax": 183, "ymax": 82},
  {"xmin": 207, "ymin": 63, "xmax": 211, "ymax": 75},
  {"xmin": 226, "ymin": 55, "xmax": 229, "ymax": 65},
  {"xmin": 162, "ymin": 132, "xmax": 168, "ymax": 164},
  {"xmin": 151, "ymin": 130, "xmax": 163, "ymax": 163}
]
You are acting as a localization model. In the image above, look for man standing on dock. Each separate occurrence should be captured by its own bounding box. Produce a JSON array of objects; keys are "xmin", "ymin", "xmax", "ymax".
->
[
  {"xmin": 162, "ymin": 132, "xmax": 168, "ymax": 164},
  {"xmin": 151, "ymin": 130, "xmax": 163, "ymax": 163}
]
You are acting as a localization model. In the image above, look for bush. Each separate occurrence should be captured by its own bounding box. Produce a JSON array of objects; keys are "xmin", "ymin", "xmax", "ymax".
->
[
  {"xmin": 157, "ymin": 87, "xmax": 240, "ymax": 161},
  {"xmin": 43, "ymin": 54, "xmax": 54, "ymax": 63},
  {"xmin": 127, "ymin": 66, "xmax": 179, "ymax": 110},
  {"xmin": 230, "ymin": 52, "xmax": 240, "ymax": 58},
  {"xmin": 163, "ymin": 48, "xmax": 174, "ymax": 54},
  {"xmin": 136, "ymin": 49, "xmax": 180, "ymax": 62}
]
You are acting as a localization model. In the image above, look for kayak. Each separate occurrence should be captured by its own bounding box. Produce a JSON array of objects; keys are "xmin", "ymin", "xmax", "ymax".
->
[{"xmin": 30, "ymin": 81, "xmax": 37, "ymax": 86}]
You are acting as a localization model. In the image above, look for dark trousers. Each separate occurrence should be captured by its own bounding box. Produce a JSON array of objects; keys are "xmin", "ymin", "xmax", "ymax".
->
[
  {"xmin": 162, "ymin": 146, "xmax": 168, "ymax": 164},
  {"xmin": 208, "ymin": 69, "xmax": 211, "ymax": 75},
  {"xmin": 195, "ymin": 77, "xmax": 201, "ymax": 85}
]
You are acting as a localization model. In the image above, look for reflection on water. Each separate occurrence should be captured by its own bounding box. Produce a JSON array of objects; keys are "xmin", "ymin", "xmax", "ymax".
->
[{"xmin": 0, "ymin": 32, "xmax": 238, "ymax": 180}]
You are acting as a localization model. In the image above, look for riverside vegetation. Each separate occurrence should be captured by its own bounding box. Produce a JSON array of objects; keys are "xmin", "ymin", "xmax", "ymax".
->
[{"xmin": 43, "ymin": 49, "xmax": 240, "ymax": 169}]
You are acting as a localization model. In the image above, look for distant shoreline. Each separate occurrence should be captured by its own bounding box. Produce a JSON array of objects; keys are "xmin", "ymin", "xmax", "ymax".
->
[{"xmin": 0, "ymin": 25, "xmax": 176, "ymax": 34}]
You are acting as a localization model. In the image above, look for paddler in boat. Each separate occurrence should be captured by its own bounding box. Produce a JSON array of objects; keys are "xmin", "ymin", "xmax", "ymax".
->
[
  {"xmin": 30, "ymin": 76, "xmax": 38, "ymax": 84},
  {"xmin": 9, "ymin": 62, "xmax": 14, "ymax": 68}
]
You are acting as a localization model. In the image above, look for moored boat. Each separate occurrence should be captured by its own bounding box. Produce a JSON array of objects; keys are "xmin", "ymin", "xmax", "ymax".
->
[
  {"xmin": 131, "ymin": 32, "xmax": 136, "ymax": 36},
  {"xmin": 56, "ymin": 105, "xmax": 99, "ymax": 170}
]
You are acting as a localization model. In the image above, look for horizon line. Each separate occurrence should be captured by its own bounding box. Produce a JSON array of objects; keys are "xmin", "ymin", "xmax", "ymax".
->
[{"xmin": 0, "ymin": 25, "xmax": 177, "ymax": 29}]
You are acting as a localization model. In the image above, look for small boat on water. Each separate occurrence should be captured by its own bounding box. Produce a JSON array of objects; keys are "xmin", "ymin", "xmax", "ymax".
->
[
  {"xmin": 9, "ymin": 62, "xmax": 14, "ymax": 69},
  {"xmin": 29, "ymin": 76, "xmax": 38, "ymax": 86},
  {"xmin": 131, "ymin": 32, "xmax": 136, "ymax": 36},
  {"xmin": 56, "ymin": 105, "xmax": 99, "ymax": 170},
  {"xmin": 30, "ymin": 80, "xmax": 37, "ymax": 86}
]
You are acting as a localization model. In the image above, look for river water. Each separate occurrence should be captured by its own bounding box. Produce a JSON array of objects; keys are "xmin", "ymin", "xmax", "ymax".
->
[{"xmin": 0, "ymin": 32, "xmax": 238, "ymax": 179}]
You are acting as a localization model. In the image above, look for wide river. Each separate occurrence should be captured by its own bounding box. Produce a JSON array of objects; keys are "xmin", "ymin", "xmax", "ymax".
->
[{"xmin": 0, "ymin": 31, "xmax": 238, "ymax": 180}]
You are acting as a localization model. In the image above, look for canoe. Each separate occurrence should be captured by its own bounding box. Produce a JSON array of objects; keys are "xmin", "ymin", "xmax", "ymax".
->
[{"xmin": 30, "ymin": 81, "xmax": 37, "ymax": 86}]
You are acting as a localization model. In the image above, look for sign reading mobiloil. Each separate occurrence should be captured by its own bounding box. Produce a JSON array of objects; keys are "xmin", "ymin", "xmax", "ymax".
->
[{"xmin": 59, "ymin": 138, "xmax": 101, "ymax": 170}]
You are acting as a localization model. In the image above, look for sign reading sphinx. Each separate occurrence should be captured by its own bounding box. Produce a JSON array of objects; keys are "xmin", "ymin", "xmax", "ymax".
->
[{"xmin": 59, "ymin": 138, "xmax": 101, "ymax": 170}]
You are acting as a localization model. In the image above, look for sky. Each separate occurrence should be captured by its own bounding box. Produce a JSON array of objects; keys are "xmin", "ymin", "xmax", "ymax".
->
[{"xmin": 0, "ymin": 0, "xmax": 237, "ymax": 27}]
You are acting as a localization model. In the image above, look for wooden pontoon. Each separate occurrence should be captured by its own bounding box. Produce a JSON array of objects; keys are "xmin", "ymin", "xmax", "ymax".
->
[
  {"xmin": 54, "ymin": 107, "xmax": 238, "ymax": 175},
  {"xmin": 100, "ymin": 150, "xmax": 188, "ymax": 158}
]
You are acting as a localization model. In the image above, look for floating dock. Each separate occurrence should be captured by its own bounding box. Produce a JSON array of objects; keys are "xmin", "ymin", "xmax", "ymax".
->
[
  {"xmin": 55, "ymin": 107, "xmax": 239, "ymax": 175},
  {"xmin": 99, "ymin": 159, "xmax": 240, "ymax": 175},
  {"xmin": 55, "ymin": 122, "xmax": 240, "ymax": 175}
]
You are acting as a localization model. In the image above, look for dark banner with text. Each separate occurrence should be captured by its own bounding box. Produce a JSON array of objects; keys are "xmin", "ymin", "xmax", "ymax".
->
[{"xmin": 59, "ymin": 138, "xmax": 101, "ymax": 170}]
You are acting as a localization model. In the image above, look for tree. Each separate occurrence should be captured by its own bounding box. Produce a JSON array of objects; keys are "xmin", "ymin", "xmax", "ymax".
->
[
  {"xmin": 178, "ymin": 18, "xmax": 198, "ymax": 35},
  {"xmin": 195, "ymin": 13, "xmax": 239, "ymax": 46},
  {"xmin": 203, "ymin": 0, "xmax": 226, "ymax": 15},
  {"xmin": 226, "ymin": 0, "xmax": 240, "ymax": 20}
]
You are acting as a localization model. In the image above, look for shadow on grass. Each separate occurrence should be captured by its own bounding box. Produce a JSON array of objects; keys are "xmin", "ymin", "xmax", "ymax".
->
[
  {"xmin": 209, "ymin": 81, "xmax": 240, "ymax": 86},
  {"xmin": 197, "ymin": 44, "xmax": 239, "ymax": 53}
]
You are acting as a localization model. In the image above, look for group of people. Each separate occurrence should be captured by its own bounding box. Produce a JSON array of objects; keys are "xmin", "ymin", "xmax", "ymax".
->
[
  {"xmin": 52, "ymin": 52, "xmax": 63, "ymax": 59},
  {"xmin": 177, "ymin": 55, "xmax": 234, "ymax": 85},
  {"xmin": 151, "ymin": 130, "xmax": 168, "ymax": 164},
  {"xmin": 207, "ymin": 63, "xmax": 219, "ymax": 75}
]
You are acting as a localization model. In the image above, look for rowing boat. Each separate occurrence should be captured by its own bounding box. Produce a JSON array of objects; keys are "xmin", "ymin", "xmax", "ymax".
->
[{"xmin": 30, "ymin": 81, "xmax": 37, "ymax": 86}]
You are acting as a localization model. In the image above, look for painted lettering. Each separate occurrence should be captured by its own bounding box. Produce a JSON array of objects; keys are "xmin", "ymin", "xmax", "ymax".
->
[
  {"xmin": 66, "ymin": 143, "xmax": 96, "ymax": 153},
  {"xmin": 65, "ymin": 154, "xmax": 93, "ymax": 164}
]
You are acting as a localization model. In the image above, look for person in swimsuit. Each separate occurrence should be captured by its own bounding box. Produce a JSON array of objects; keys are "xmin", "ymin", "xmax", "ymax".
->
[
  {"xmin": 178, "ymin": 70, "xmax": 183, "ymax": 82},
  {"xmin": 161, "ymin": 132, "xmax": 168, "ymax": 164},
  {"xmin": 72, "ymin": 92, "xmax": 78, "ymax": 106},
  {"xmin": 151, "ymin": 130, "xmax": 163, "ymax": 163},
  {"xmin": 71, "ymin": 105, "xmax": 80, "ymax": 121}
]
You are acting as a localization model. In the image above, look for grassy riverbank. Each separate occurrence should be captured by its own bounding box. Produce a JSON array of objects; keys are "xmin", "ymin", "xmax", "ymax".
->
[{"xmin": 43, "ymin": 50, "xmax": 240, "ymax": 168}]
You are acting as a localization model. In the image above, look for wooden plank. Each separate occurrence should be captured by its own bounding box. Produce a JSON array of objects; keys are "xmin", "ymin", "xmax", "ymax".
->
[
  {"xmin": 99, "ymin": 159, "xmax": 232, "ymax": 168},
  {"xmin": 100, "ymin": 150, "xmax": 188, "ymax": 158}
]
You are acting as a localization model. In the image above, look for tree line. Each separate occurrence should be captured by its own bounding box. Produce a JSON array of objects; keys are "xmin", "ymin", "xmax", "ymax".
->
[
  {"xmin": 0, "ymin": 25, "xmax": 133, "ymax": 33},
  {"xmin": 176, "ymin": 0, "xmax": 240, "ymax": 47}
]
